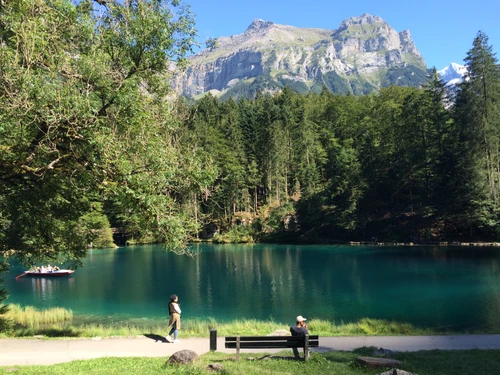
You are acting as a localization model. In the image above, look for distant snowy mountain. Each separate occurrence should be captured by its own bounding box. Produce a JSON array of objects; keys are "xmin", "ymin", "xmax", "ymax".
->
[
  {"xmin": 437, "ymin": 63, "xmax": 467, "ymax": 105},
  {"xmin": 438, "ymin": 62, "xmax": 467, "ymax": 86}
]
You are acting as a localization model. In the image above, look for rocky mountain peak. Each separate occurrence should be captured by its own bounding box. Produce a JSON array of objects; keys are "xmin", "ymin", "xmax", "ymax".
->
[
  {"xmin": 333, "ymin": 13, "xmax": 391, "ymax": 39},
  {"xmin": 246, "ymin": 19, "xmax": 275, "ymax": 33},
  {"xmin": 171, "ymin": 15, "xmax": 428, "ymax": 99},
  {"xmin": 341, "ymin": 13, "xmax": 385, "ymax": 27},
  {"xmin": 213, "ymin": 19, "xmax": 282, "ymax": 50}
]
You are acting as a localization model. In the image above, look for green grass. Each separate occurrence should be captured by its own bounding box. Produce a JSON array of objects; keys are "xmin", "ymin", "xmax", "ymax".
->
[
  {"xmin": 2, "ymin": 305, "xmax": 495, "ymax": 339},
  {"xmin": 1, "ymin": 349, "xmax": 500, "ymax": 375},
  {"xmin": 1, "ymin": 304, "xmax": 438, "ymax": 338},
  {"xmin": 4, "ymin": 304, "xmax": 72, "ymax": 329},
  {"xmin": 1, "ymin": 306, "xmax": 499, "ymax": 374}
]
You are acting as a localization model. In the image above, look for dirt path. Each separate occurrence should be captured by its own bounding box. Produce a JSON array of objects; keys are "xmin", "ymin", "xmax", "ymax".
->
[{"xmin": 1, "ymin": 334, "xmax": 500, "ymax": 366}]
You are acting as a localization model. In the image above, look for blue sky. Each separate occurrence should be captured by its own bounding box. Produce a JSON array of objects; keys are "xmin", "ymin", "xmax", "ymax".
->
[{"xmin": 184, "ymin": 0, "xmax": 499, "ymax": 70}]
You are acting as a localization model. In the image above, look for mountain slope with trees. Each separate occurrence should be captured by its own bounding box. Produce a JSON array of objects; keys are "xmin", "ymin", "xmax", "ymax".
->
[{"xmin": 177, "ymin": 31, "xmax": 500, "ymax": 244}]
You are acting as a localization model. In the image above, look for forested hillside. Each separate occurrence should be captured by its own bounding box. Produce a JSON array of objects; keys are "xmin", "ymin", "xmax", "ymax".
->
[{"xmin": 176, "ymin": 32, "xmax": 500, "ymax": 244}]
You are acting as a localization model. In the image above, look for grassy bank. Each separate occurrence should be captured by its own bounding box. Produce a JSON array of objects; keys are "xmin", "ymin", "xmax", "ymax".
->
[
  {"xmin": 3, "ymin": 304, "xmax": 72, "ymax": 329},
  {"xmin": 1, "ymin": 348, "xmax": 500, "ymax": 375},
  {"xmin": 0, "ymin": 304, "xmax": 441, "ymax": 338}
]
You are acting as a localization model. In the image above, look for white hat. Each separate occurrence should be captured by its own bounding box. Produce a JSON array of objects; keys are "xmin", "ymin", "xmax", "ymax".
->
[{"xmin": 296, "ymin": 315, "xmax": 307, "ymax": 322}]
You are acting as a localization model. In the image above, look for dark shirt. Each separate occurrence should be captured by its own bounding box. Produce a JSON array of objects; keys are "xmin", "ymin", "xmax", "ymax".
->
[{"xmin": 290, "ymin": 325, "xmax": 308, "ymax": 337}]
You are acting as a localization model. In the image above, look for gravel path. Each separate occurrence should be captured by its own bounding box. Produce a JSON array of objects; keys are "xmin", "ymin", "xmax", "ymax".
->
[{"xmin": 1, "ymin": 334, "xmax": 500, "ymax": 366}]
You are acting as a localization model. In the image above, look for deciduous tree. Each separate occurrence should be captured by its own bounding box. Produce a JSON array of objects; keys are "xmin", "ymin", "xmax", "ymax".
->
[{"xmin": 0, "ymin": 0, "xmax": 210, "ymax": 267}]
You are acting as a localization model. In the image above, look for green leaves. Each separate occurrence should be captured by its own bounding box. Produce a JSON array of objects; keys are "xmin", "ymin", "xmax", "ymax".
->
[{"xmin": 0, "ymin": 0, "xmax": 211, "ymax": 263}]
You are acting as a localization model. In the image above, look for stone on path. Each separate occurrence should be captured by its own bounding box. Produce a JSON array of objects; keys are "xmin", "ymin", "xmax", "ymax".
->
[
  {"xmin": 166, "ymin": 349, "xmax": 199, "ymax": 365},
  {"xmin": 357, "ymin": 356, "xmax": 402, "ymax": 368}
]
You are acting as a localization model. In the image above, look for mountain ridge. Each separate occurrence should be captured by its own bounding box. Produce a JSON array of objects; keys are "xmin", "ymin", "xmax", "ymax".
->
[{"xmin": 171, "ymin": 14, "xmax": 429, "ymax": 99}]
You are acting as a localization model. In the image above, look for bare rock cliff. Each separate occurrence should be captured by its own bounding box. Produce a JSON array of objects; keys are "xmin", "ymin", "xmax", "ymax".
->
[{"xmin": 171, "ymin": 14, "xmax": 427, "ymax": 98}]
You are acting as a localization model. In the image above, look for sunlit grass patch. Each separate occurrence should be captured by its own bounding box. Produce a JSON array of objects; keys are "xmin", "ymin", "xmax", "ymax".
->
[
  {"xmin": 189, "ymin": 318, "xmax": 285, "ymax": 336},
  {"xmin": 0, "ymin": 305, "xmax": 444, "ymax": 338},
  {"xmin": 5, "ymin": 304, "xmax": 72, "ymax": 329},
  {"xmin": 3, "ymin": 350, "xmax": 500, "ymax": 375}
]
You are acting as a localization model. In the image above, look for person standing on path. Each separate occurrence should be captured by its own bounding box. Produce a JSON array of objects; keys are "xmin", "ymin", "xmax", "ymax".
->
[
  {"xmin": 290, "ymin": 315, "xmax": 308, "ymax": 358},
  {"xmin": 166, "ymin": 294, "xmax": 181, "ymax": 343}
]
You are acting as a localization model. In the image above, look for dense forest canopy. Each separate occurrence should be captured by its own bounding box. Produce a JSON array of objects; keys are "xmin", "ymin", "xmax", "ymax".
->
[
  {"xmin": 184, "ymin": 34, "xmax": 500, "ymax": 245},
  {"xmin": 1, "ymin": 1, "xmax": 500, "ymax": 314}
]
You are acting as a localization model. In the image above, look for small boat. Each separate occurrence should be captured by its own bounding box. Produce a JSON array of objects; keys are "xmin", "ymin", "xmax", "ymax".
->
[{"xmin": 16, "ymin": 270, "xmax": 75, "ymax": 279}]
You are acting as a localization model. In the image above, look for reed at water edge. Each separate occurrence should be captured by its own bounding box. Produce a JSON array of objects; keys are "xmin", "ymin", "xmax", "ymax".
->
[
  {"xmin": 0, "ymin": 304, "xmax": 447, "ymax": 338},
  {"xmin": 3, "ymin": 304, "xmax": 73, "ymax": 329}
]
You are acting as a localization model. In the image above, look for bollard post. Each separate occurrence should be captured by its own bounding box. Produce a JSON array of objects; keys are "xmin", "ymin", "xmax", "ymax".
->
[{"xmin": 210, "ymin": 329, "xmax": 217, "ymax": 351}]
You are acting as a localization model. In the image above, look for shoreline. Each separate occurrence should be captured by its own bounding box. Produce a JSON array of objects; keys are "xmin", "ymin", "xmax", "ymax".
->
[
  {"xmin": 347, "ymin": 241, "xmax": 500, "ymax": 247},
  {"xmin": 192, "ymin": 239, "xmax": 500, "ymax": 247},
  {"xmin": 3, "ymin": 308, "xmax": 499, "ymax": 339}
]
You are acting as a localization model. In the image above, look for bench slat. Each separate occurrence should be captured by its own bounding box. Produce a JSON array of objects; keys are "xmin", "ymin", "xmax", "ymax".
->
[
  {"xmin": 225, "ymin": 335, "xmax": 318, "ymax": 342},
  {"xmin": 225, "ymin": 341, "xmax": 319, "ymax": 349}
]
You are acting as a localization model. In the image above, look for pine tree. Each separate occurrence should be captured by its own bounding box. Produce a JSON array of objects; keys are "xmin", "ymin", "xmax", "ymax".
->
[{"xmin": 452, "ymin": 31, "xmax": 500, "ymax": 236}]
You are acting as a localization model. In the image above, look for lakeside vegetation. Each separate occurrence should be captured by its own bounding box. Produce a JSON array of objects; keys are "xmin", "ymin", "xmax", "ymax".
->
[
  {"xmin": 2, "ymin": 349, "xmax": 500, "ymax": 375},
  {"xmin": 1, "ymin": 304, "xmax": 493, "ymax": 339}
]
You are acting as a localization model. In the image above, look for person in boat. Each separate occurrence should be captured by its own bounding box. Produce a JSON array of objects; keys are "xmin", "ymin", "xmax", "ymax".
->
[
  {"xmin": 290, "ymin": 315, "xmax": 309, "ymax": 358},
  {"xmin": 53, "ymin": 266, "xmax": 60, "ymax": 271},
  {"xmin": 47, "ymin": 265, "xmax": 53, "ymax": 272},
  {"xmin": 40, "ymin": 266, "xmax": 46, "ymax": 273},
  {"xmin": 165, "ymin": 294, "xmax": 181, "ymax": 343}
]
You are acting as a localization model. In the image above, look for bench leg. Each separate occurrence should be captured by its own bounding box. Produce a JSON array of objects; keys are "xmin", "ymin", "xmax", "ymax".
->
[
  {"xmin": 304, "ymin": 335, "xmax": 310, "ymax": 361},
  {"xmin": 236, "ymin": 336, "xmax": 240, "ymax": 361}
]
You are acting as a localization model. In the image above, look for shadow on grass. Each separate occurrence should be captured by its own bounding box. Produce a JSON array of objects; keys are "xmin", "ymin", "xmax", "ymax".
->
[
  {"xmin": 257, "ymin": 355, "xmax": 303, "ymax": 361},
  {"xmin": 352, "ymin": 346, "xmax": 378, "ymax": 356},
  {"xmin": 144, "ymin": 333, "xmax": 169, "ymax": 343},
  {"xmin": 321, "ymin": 349, "xmax": 364, "ymax": 365},
  {"xmin": 0, "ymin": 317, "xmax": 11, "ymax": 333}
]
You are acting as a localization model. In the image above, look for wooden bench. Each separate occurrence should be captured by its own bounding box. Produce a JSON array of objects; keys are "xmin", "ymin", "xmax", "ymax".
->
[{"xmin": 225, "ymin": 334, "xmax": 319, "ymax": 361}]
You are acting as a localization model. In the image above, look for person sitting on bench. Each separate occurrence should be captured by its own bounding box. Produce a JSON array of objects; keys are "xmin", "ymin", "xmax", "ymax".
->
[{"xmin": 290, "ymin": 315, "xmax": 308, "ymax": 358}]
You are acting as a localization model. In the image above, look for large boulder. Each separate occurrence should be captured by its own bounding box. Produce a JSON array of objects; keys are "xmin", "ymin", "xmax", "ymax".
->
[
  {"xmin": 357, "ymin": 356, "xmax": 402, "ymax": 368},
  {"xmin": 166, "ymin": 350, "xmax": 199, "ymax": 365}
]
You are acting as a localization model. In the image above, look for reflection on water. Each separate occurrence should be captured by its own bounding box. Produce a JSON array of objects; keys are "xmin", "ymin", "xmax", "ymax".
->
[
  {"xmin": 4, "ymin": 244, "xmax": 500, "ymax": 331},
  {"xmin": 30, "ymin": 277, "xmax": 75, "ymax": 302}
]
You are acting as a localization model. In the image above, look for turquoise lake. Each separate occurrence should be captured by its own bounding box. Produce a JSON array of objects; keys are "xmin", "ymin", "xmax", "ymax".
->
[{"xmin": 4, "ymin": 243, "xmax": 500, "ymax": 331}]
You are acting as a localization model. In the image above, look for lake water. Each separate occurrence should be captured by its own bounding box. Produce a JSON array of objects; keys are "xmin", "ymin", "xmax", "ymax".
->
[{"xmin": 4, "ymin": 243, "xmax": 500, "ymax": 331}]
